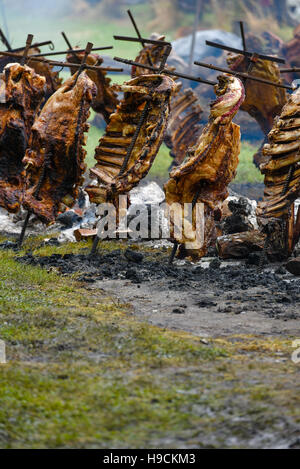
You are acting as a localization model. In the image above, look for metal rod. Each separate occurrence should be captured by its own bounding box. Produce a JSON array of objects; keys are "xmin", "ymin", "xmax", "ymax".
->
[
  {"xmin": 114, "ymin": 56, "xmax": 216, "ymax": 86},
  {"xmin": 17, "ymin": 212, "xmax": 31, "ymax": 248},
  {"xmin": 61, "ymin": 32, "xmax": 73, "ymax": 50},
  {"xmin": 127, "ymin": 9, "xmax": 154, "ymax": 68},
  {"xmin": 194, "ymin": 60, "xmax": 293, "ymax": 90},
  {"xmin": 0, "ymin": 28, "xmax": 11, "ymax": 50},
  {"xmin": 168, "ymin": 242, "xmax": 178, "ymax": 265},
  {"xmin": 0, "ymin": 49, "xmax": 123, "ymax": 72},
  {"xmin": 21, "ymin": 34, "xmax": 34, "ymax": 66},
  {"xmin": 61, "ymin": 31, "xmax": 82, "ymax": 64},
  {"xmin": 189, "ymin": 0, "xmax": 202, "ymax": 73},
  {"xmin": 11, "ymin": 40, "xmax": 54, "ymax": 53},
  {"xmin": 114, "ymin": 35, "xmax": 171, "ymax": 46},
  {"xmin": 280, "ymin": 67, "xmax": 300, "ymax": 73},
  {"xmin": 90, "ymin": 234, "xmax": 100, "ymax": 256},
  {"xmin": 31, "ymin": 46, "xmax": 113, "ymax": 58},
  {"xmin": 73, "ymin": 42, "xmax": 93, "ymax": 87},
  {"xmin": 205, "ymin": 40, "xmax": 285, "ymax": 64},
  {"xmin": 240, "ymin": 21, "xmax": 247, "ymax": 52}
]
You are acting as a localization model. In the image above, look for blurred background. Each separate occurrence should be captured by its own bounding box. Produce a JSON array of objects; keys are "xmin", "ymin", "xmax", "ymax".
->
[{"xmin": 2, "ymin": 0, "xmax": 300, "ymax": 188}]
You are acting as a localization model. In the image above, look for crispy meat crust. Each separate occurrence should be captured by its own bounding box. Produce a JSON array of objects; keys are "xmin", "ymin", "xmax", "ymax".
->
[
  {"xmin": 22, "ymin": 71, "xmax": 97, "ymax": 225},
  {"xmin": 164, "ymin": 75, "xmax": 245, "ymax": 259},
  {"xmin": 0, "ymin": 63, "xmax": 46, "ymax": 213}
]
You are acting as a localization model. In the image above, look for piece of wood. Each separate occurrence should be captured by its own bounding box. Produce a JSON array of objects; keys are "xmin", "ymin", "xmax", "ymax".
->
[
  {"xmin": 217, "ymin": 230, "xmax": 266, "ymax": 259},
  {"xmin": 74, "ymin": 228, "xmax": 97, "ymax": 242}
]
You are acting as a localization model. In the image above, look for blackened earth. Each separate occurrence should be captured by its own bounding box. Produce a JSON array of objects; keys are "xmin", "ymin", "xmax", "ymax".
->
[{"xmin": 17, "ymin": 247, "xmax": 300, "ymax": 338}]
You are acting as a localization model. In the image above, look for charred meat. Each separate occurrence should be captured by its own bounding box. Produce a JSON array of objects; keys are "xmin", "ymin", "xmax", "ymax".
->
[
  {"xmin": 0, "ymin": 63, "xmax": 46, "ymax": 213},
  {"xmin": 22, "ymin": 71, "xmax": 97, "ymax": 225},
  {"xmin": 86, "ymin": 74, "xmax": 176, "ymax": 207},
  {"xmin": 164, "ymin": 75, "xmax": 245, "ymax": 260}
]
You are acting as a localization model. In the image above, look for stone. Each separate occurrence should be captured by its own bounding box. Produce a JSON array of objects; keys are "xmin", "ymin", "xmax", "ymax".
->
[{"xmin": 286, "ymin": 257, "xmax": 300, "ymax": 276}]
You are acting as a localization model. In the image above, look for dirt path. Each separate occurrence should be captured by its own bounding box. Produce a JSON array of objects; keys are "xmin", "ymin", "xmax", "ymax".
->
[{"xmin": 96, "ymin": 274, "xmax": 299, "ymax": 339}]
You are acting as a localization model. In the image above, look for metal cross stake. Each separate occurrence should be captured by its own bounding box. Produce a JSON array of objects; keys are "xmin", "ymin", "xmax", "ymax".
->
[
  {"xmin": 204, "ymin": 21, "xmax": 289, "ymax": 89},
  {"xmin": 127, "ymin": 9, "xmax": 153, "ymax": 67}
]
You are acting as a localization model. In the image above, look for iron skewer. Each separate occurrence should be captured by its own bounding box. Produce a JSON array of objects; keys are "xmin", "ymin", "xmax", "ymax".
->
[
  {"xmin": 31, "ymin": 46, "xmax": 113, "ymax": 58},
  {"xmin": 205, "ymin": 40, "xmax": 285, "ymax": 64},
  {"xmin": 127, "ymin": 9, "xmax": 154, "ymax": 68},
  {"xmin": 0, "ymin": 28, "xmax": 11, "ymax": 50},
  {"xmin": 194, "ymin": 60, "xmax": 293, "ymax": 90},
  {"xmin": 114, "ymin": 56, "xmax": 216, "ymax": 86}
]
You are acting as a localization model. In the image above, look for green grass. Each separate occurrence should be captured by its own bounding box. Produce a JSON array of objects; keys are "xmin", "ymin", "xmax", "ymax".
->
[
  {"xmin": 235, "ymin": 142, "xmax": 264, "ymax": 184},
  {"xmin": 0, "ymin": 239, "xmax": 299, "ymax": 448}
]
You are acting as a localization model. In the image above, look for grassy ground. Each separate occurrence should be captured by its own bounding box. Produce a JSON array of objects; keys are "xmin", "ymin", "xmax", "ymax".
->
[{"xmin": 0, "ymin": 237, "xmax": 298, "ymax": 448}]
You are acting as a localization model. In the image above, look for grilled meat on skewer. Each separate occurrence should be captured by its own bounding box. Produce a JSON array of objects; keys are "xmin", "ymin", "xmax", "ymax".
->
[
  {"xmin": 67, "ymin": 50, "xmax": 119, "ymax": 123},
  {"xmin": 164, "ymin": 75, "xmax": 245, "ymax": 260},
  {"xmin": 132, "ymin": 34, "xmax": 203, "ymax": 168},
  {"xmin": 22, "ymin": 71, "xmax": 97, "ymax": 225},
  {"xmin": 86, "ymin": 74, "xmax": 177, "ymax": 209},
  {"xmin": 0, "ymin": 63, "xmax": 46, "ymax": 213},
  {"xmin": 227, "ymin": 53, "xmax": 287, "ymax": 167}
]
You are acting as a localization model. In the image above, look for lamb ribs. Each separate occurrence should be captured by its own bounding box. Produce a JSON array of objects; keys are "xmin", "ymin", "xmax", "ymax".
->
[
  {"xmin": 0, "ymin": 63, "xmax": 46, "ymax": 213},
  {"xmin": 86, "ymin": 74, "xmax": 176, "ymax": 209},
  {"xmin": 22, "ymin": 71, "xmax": 97, "ymax": 225},
  {"xmin": 131, "ymin": 34, "xmax": 203, "ymax": 168},
  {"xmin": 164, "ymin": 75, "xmax": 245, "ymax": 260},
  {"xmin": 165, "ymin": 85, "xmax": 203, "ymax": 167},
  {"xmin": 256, "ymin": 87, "xmax": 300, "ymax": 259}
]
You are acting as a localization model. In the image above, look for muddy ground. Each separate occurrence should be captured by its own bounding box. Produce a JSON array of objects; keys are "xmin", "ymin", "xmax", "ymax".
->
[{"xmin": 18, "ymin": 243, "xmax": 300, "ymax": 340}]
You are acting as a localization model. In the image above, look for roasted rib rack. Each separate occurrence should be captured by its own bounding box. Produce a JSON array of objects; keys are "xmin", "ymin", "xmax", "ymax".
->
[
  {"xmin": 86, "ymin": 74, "xmax": 177, "ymax": 207},
  {"xmin": 165, "ymin": 85, "xmax": 203, "ymax": 167},
  {"xmin": 256, "ymin": 87, "xmax": 300, "ymax": 257}
]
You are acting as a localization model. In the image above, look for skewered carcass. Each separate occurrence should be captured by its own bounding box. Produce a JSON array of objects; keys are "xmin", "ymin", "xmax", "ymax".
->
[
  {"xmin": 227, "ymin": 53, "xmax": 287, "ymax": 167},
  {"xmin": 164, "ymin": 74, "xmax": 245, "ymax": 260},
  {"xmin": 0, "ymin": 63, "xmax": 46, "ymax": 213},
  {"xmin": 67, "ymin": 49, "xmax": 119, "ymax": 123},
  {"xmin": 86, "ymin": 74, "xmax": 177, "ymax": 215},
  {"xmin": 131, "ymin": 34, "xmax": 203, "ymax": 167},
  {"xmin": 256, "ymin": 87, "xmax": 300, "ymax": 260},
  {"xmin": 22, "ymin": 71, "xmax": 97, "ymax": 225}
]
